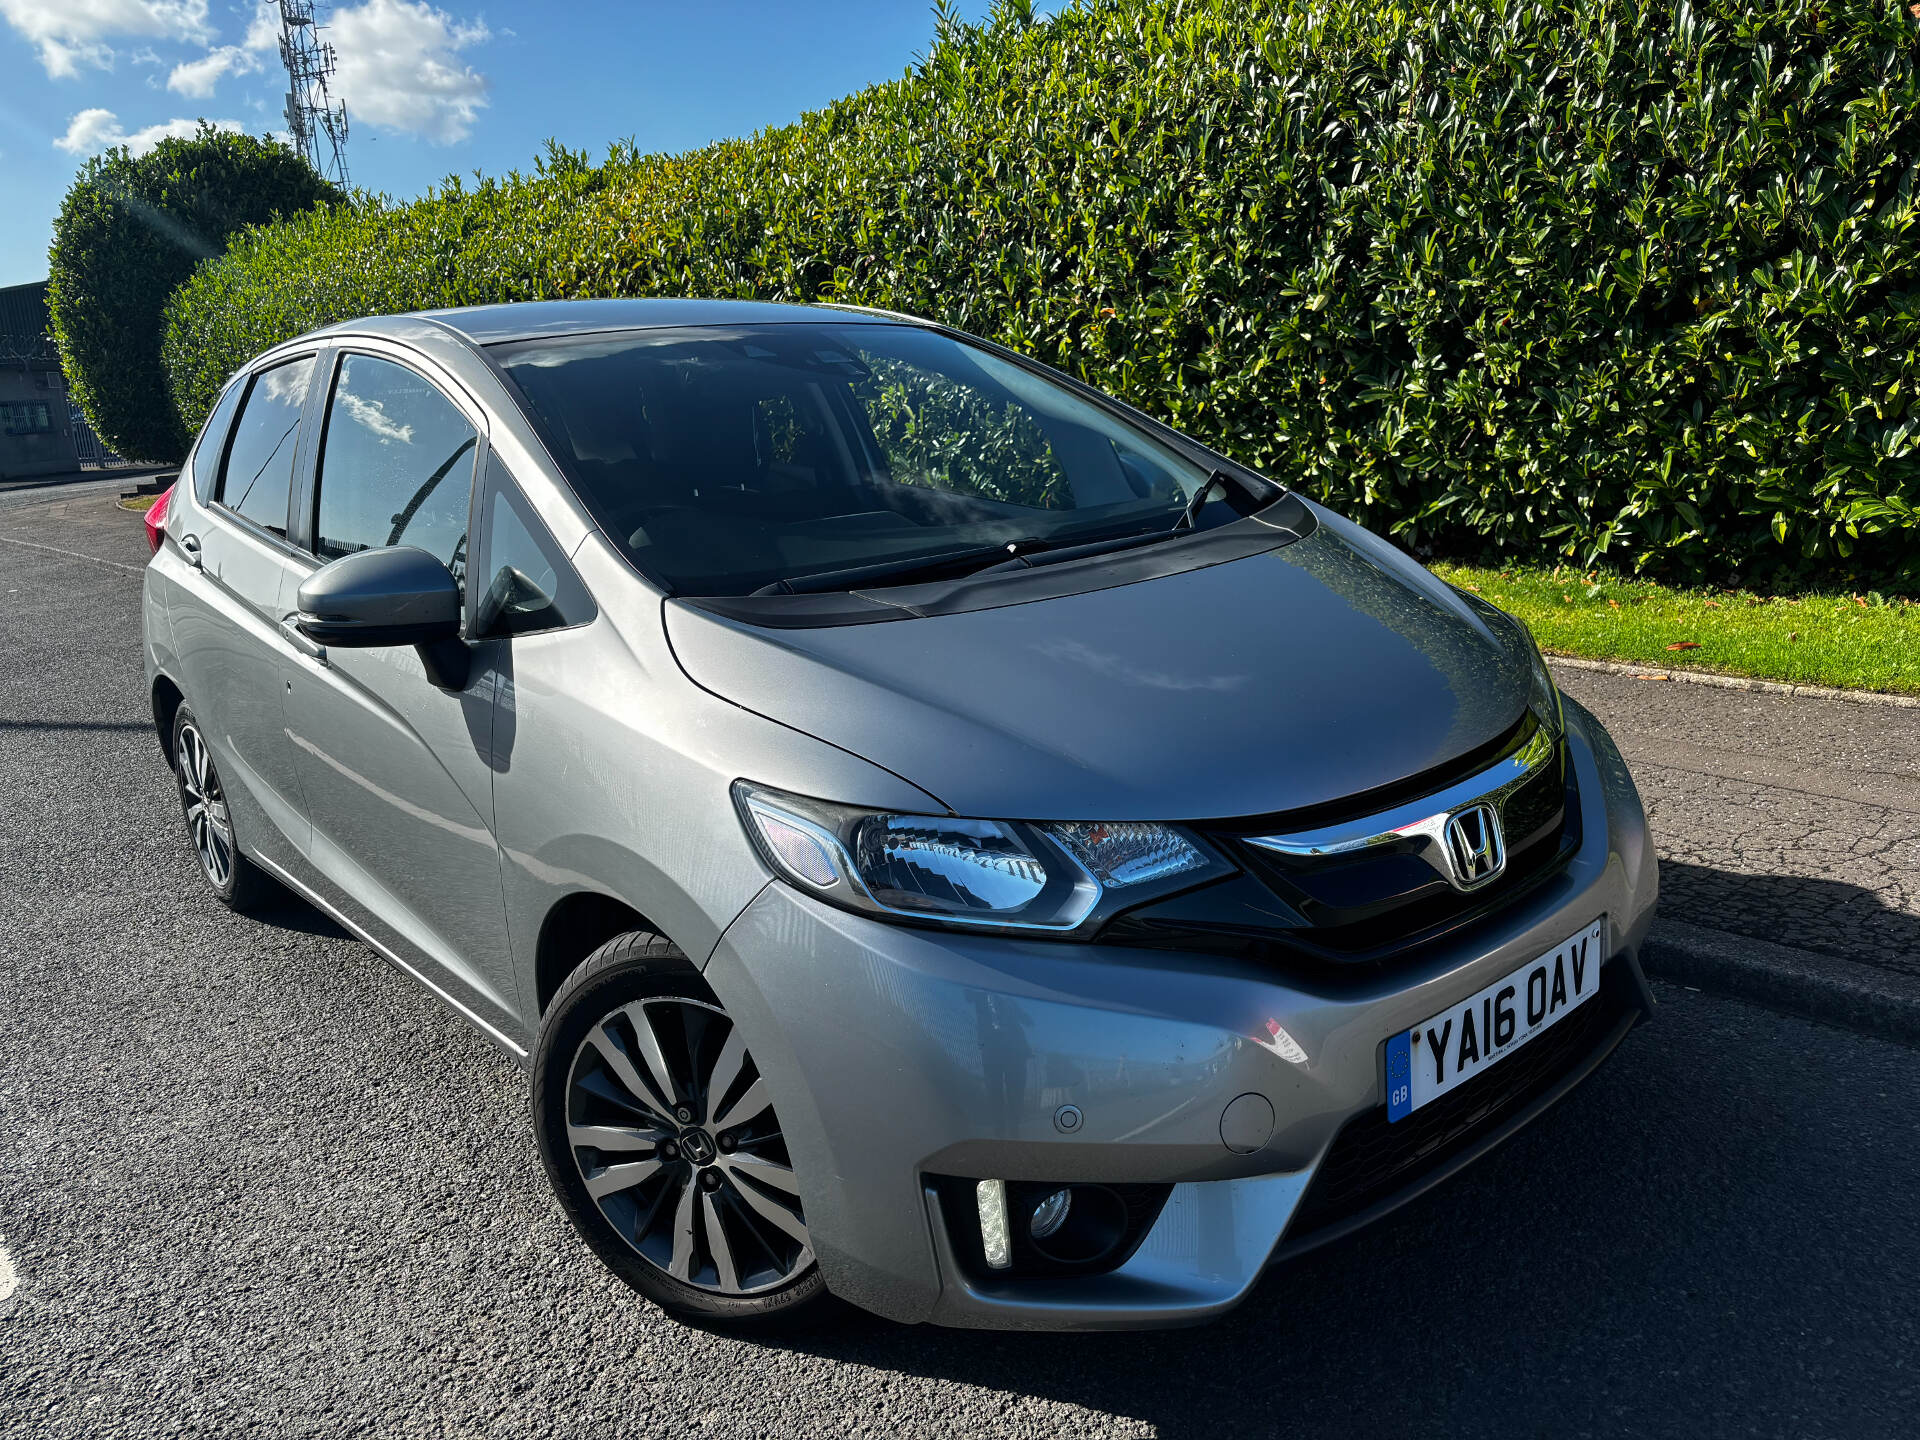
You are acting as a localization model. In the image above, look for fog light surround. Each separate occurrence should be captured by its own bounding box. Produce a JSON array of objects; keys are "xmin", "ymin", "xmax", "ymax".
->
[{"xmin": 936, "ymin": 1176, "xmax": 1174, "ymax": 1280}]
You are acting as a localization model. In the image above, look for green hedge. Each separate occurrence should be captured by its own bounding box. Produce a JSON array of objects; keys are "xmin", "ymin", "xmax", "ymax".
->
[
  {"xmin": 164, "ymin": 0, "xmax": 1920, "ymax": 589},
  {"xmin": 50, "ymin": 127, "xmax": 338, "ymax": 462}
]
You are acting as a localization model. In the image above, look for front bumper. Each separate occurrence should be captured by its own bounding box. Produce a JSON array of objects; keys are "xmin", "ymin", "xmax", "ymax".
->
[{"xmin": 702, "ymin": 699, "xmax": 1657, "ymax": 1329}]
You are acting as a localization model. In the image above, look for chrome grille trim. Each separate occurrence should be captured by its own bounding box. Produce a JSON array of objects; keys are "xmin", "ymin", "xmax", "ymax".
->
[{"xmin": 1245, "ymin": 726, "xmax": 1557, "ymax": 891}]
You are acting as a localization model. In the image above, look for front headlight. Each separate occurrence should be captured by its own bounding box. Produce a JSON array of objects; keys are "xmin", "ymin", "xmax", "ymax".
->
[{"xmin": 734, "ymin": 782, "xmax": 1232, "ymax": 934}]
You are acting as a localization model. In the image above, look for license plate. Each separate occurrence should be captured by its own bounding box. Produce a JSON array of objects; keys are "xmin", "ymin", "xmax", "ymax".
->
[{"xmin": 1385, "ymin": 918, "xmax": 1607, "ymax": 1122}]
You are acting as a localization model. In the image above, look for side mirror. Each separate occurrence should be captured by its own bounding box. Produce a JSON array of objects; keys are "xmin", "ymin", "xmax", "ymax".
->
[{"xmin": 296, "ymin": 546, "xmax": 470, "ymax": 689}]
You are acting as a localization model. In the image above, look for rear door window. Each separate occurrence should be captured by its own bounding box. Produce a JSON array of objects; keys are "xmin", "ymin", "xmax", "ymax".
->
[
  {"xmin": 312, "ymin": 353, "xmax": 479, "ymax": 586},
  {"xmin": 219, "ymin": 356, "xmax": 316, "ymax": 536}
]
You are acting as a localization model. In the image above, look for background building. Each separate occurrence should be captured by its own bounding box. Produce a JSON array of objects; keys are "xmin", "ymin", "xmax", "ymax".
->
[{"xmin": 0, "ymin": 280, "xmax": 122, "ymax": 481}]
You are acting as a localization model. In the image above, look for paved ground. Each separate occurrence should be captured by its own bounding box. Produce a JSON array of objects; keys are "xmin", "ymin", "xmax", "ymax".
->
[
  {"xmin": 1554, "ymin": 669, "xmax": 1920, "ymax": 980},
  {"xmin": 2, "ymin": 484, "xmax": 1917, "ymax": 1437}
]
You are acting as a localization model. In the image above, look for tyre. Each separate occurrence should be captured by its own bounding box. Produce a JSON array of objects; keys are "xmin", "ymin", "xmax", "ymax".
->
[
  {"xmin": 532, "ymin": 931, "xmax": 827, "ymax": 1326},
  {"xmin": 171, "ymin": 704, "xmax": 272, "ymax": 912}
]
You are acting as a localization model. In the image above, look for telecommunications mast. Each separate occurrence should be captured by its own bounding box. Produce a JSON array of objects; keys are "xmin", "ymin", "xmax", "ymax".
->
[{"xmin": 278, "ymin": 1, "xmax": 350, "ymax": 188}]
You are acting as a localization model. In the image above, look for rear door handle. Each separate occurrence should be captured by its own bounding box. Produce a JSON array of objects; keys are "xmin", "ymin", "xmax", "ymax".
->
[
  {"xmin": 280, "ymin": 615, "xmax": 327, "ymax": 666},
  {"xmin": 179, "ymin": 533, "xmax": 202, "ymax": 568}
]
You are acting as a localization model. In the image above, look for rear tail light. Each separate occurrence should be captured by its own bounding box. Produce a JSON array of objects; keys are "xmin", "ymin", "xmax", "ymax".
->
[{"xmin": 144, "ymin": 482, "xmax": 175, "ymax": 555}]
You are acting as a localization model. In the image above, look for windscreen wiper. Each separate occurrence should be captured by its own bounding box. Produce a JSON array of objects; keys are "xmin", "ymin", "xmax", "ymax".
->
[
  {"xmin": 751, "ymin": 539, "xmax": 1043, "ymax": 596},
  {"xmin": 1173, "ymin": 467, "xmax": 1270, "ymax": 534},
  {"xmin": 750, "ymin": 469, "xmax": 1278, "ymax": 597},
  {"xmin": 967, "ymin": 524, "xmax": 1192, "ymax": 577}
]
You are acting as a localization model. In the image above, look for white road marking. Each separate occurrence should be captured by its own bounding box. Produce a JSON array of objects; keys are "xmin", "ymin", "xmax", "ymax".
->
[
  {"xmin": 0, "ymin": 1238, "xmax": 18, "ymax": 1313},
  {"xmin": 0, "ymin": 533, "xmax": 143, "ymax": 574}
]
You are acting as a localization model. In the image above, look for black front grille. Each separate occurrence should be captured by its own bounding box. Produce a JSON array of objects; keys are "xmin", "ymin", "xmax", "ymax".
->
[
  {"xmin": 1283, "ymin": 960, "xmax": 1636, "ymax": 1247},
  {"xmin": 1097, "ymin": 723, "xmax": 1583, "ymax": 975},
  {"xmin": 1215, "ymin": 744, "xmax": 1578, "ymax": 964}
]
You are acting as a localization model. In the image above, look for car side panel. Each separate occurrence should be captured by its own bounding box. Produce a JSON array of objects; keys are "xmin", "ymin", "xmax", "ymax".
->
[
  {"xmin": 277, "ymin": 612, "xmax": 522, "ymax": 1027},
  {"xmin": 492, "ymin": 534, "xmax": 950, "ymax": 1036}
]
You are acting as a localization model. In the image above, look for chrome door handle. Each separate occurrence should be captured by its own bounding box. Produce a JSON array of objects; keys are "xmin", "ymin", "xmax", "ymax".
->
[
  {"xmin": 179, "ymin": 533, "xmax": 202, "ymax": 568},
  {"xmin": 280, "ymin": 616, "xmax": 327, "ymax": 666}
]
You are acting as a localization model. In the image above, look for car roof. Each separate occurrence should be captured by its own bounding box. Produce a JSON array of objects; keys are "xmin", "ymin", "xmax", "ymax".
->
[{"xmin": 311, "ymin": 298, "xmax": 908, "ymax": 347}]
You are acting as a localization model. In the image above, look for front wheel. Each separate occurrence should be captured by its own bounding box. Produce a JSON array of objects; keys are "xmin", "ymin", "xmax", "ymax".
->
[{"xmin": 532, "ymin": 931, "xmax": 827, "ymax": 1325}]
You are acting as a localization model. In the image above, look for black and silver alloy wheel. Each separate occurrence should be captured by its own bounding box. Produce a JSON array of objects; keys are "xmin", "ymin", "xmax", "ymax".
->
[
  {"xmin": 176, "ymin": 718, "xmax": 234, "ymax": 889},
  {"xmin": 566, "ymin": 995, "xmax": 811, "ymax": 1295},
  {"xmin": 170, "ymin": 703, "xmax": 269, "ymax": 911},
  {"xmin": 533, "ymin": 930, "xmax": 827, "ymax": 1324}
]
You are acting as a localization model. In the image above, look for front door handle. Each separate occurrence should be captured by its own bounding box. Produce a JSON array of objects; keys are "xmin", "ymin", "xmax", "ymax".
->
[
  {"xmin": 179, "ymin": 533, "xmax": 202, "ymax": 568},
  {"xmin": 280, "ymin": 615, "xmax": 327, "ymax": 666}
]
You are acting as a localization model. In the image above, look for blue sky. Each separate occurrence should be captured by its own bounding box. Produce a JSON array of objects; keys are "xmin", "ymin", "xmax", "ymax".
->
[{"xmin": 0, "ymin": 1, "xmax": 1030, "ymax": 287}]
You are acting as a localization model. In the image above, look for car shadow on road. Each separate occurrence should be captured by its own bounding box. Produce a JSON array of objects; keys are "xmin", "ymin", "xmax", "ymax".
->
[
  {"xmin": 756, "ymin": 994, "xmax": 1918, "ymax": 1437},
  {"xmin": 1657, "ymin": 858, "xmax": 1920, "ymax": 979},
  {"xmin": 247, "ymin": 885, "xmax": 351, "ymax": 941}
]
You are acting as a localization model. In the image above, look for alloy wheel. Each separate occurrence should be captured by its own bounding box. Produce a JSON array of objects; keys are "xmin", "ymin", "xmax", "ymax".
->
[
  {"xmin": 176, "ymin": 721, "xmax": 235, "ymax": 889},
  {"xmin": 565, "ymin": 996, "xmax": 810, "ymax": 1295}
]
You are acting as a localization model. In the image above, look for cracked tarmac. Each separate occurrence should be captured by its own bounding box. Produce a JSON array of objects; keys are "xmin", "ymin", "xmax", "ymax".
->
[{"xmin": 1554, "ymin": 668, "xmax": 1920, "ymax": 980}]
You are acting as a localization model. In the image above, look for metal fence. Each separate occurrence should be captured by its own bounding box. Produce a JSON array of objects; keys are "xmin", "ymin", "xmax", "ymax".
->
[{"xmin": 67, "ymin": 401, "xmax": 129, "ymax": 468}]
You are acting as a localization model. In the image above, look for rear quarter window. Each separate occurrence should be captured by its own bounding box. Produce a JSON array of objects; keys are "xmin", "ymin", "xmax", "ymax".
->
[
  {"xmin": 218, "ymin": 356, "xmax": 316, "ymax": 537},
  {"xmin": 188, "ymin": 376, "xmax": 248, "ymax": 503}
]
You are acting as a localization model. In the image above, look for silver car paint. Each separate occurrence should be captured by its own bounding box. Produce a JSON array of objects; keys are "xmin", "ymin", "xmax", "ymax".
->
[
  {"xmin": 144, "ymin": 300, "xmax": 1659, "ymax": 1329},
  {"xmin": 664, "ymin": 502, "xmax": 1534, "ymax": 821}
]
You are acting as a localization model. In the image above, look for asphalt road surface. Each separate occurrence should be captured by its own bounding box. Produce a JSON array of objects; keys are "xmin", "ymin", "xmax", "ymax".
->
[{"xmin": 3, "ymin": 483, "xmax": 1916, "ymax": 1438}]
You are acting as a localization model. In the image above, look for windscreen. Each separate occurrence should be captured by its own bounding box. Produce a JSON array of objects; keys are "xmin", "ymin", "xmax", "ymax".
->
[{"xmin": 492, "ymin": 323, "xmax": 1217, "ymax": 596}]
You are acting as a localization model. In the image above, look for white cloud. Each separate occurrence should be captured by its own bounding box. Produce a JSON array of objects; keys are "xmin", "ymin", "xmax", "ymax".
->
[
  {"xmin": 167, "ymin": 42, "xmax": 258, "ymax": 97},
  {"xmin": 241, "ymin": 0, "xmax": 278, "ymax": 53},
  {"xmin": 327, "ymin": 0, "xmax": 490, "ymax": 145},
  {"xmin": 0, "ymin": 0, "xmax": 210, "ymax": 78},
  {"xmin": 339, "ymin": 390, "xmax": 413, "ymax": 444},
  {"xmin": 53, "ymin": 108, "xmax": 123, "ymax": 153},
  {"xmin": 54, "ymin": 107, "xmax": 243, "ymax": 156}
]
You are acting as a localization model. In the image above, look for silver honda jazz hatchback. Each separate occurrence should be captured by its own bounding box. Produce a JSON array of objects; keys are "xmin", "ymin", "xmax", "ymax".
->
[{"xmin": 143, "ymin": 299, "xmax": 1657, "ymax": 1330}]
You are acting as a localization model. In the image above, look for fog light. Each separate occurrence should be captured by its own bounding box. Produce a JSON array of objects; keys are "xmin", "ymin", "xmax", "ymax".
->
[
  {"xmin": 1029, "ymin": 1188, "xmax": 1072, "ymax": 1240},
  {"xmin": 1026, "ymin": 1183, "xmax": 1129, "ymax": 1266},
  {"xmin": 975, "ymin": 1179, "xmax": 1011, "ymax": 1270}
]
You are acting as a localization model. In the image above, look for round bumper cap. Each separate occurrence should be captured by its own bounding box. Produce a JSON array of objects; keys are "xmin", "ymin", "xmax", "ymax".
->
[{"xmin": 1220, "ymin": 1093, "xmax": 1276, "ymax": 1155}]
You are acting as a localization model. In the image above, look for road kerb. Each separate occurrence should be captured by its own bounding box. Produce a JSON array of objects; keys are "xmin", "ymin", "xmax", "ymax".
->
[
  {"xmin": 1643, "ymin": 918, "xmax": 1920, "ymax": 1048},
  {"xmin": 1548, "ymin": 654, "xmax": 1920, "ymax": 708}
]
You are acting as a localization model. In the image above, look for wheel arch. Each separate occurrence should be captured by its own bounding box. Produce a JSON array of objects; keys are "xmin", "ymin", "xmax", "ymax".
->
[
  {"xmin": 152, "ymin": 673, "xmax": 186, "ymax": 768},
  {"xmin": 534, "ymin": 891, "xmax": 696, "ymax": 1018}
]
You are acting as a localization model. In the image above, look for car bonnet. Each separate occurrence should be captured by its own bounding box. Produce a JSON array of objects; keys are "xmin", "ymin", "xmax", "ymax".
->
[{"xmin": 663, "ymin": 505, "xmax": 1533, "ymax": 823}]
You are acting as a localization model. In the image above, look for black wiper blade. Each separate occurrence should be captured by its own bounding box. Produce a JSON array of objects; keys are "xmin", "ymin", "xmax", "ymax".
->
[
  {"xmin": 968, "ymin": 525, "xmax": 1185, "ymax": 577},
  {"xmin": 752, "ymin": 539, "xmax": 1041, "ymax": 596}
]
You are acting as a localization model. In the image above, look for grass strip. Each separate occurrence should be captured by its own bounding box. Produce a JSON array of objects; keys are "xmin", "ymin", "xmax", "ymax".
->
[{"xmin": 1433, "ymin": 563, "xmax": 1920, "ymax": 697}]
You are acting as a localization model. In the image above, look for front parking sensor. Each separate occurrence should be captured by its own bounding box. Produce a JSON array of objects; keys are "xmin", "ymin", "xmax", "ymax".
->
[{"xmin": 1220, "ymin": 1093, "xmax": 1276, "ymax": 1154}]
